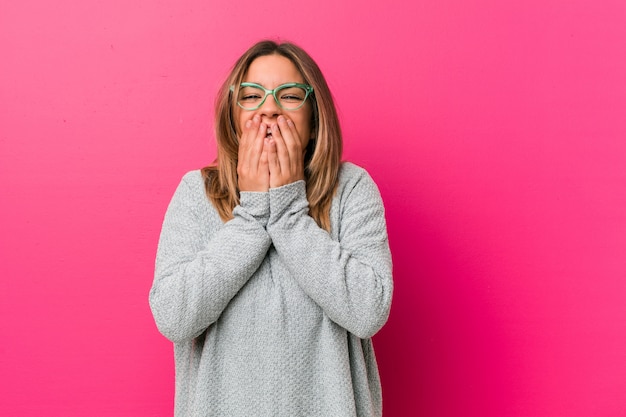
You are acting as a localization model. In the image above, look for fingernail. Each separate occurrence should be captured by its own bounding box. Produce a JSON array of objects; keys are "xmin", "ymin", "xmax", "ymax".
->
[
  {"xmin": 278, "ymin": 116, "xmax": 285, "ymax": 123},
  {"xmin": 245, "ymin": 120, "xmax": 252, "ymax": 128}
]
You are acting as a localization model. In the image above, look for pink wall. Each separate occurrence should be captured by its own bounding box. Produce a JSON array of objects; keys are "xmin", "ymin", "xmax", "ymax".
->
[{"xmin": 1, "ymin": 0, "xmax": 625, "ymax": 415}]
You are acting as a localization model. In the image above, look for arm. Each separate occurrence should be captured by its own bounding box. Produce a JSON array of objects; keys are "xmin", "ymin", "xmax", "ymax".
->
[
  {"xmin": 149, "ymin": 172, "xmax": 272, "ymax": 343},
  {"xmin": 266, "ymin": 169, "xmax": 393, "ymax": 339}
]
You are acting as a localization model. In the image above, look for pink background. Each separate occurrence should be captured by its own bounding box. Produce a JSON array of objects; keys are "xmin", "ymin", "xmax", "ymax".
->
[{"xmin": 1, "ymin": 0, "xmax": 625, "ymax": 415}]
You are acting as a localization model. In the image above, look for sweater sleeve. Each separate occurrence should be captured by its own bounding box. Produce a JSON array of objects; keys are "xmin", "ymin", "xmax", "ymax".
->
[
  {"xmin": 149, "ymin": 172, "xmax": 272, "ymax": 343},
  {"xmin": 266, "ymin": 169, "xmax": 393, "ymax": 339}
]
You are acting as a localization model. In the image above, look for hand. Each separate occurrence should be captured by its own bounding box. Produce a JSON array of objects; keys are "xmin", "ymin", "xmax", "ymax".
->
[
  {"xmin": 237, "ymin": 115, "xmax": 270, "ymax": 192},
  {"xmin": 266, "ymin": 116, "xmax": 305, "ymax": 189}
]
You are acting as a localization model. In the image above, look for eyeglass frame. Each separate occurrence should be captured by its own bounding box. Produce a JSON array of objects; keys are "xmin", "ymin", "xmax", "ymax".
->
[{"xmin": 230, "ymin": 82, "xmax": 314, "ymax": 111}]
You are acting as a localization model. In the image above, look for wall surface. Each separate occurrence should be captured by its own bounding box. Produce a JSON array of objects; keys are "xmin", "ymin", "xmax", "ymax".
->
[{"xmin": 1, "ymin": 0, "xmax": 625, "ymax": 416}]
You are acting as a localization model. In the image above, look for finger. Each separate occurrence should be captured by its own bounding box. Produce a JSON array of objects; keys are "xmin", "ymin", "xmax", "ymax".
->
[
  {"xmin": 259, "ymin": 146, "xmax": 269, "ymax": 168},
  {"xmin": 253, "ymin": 122, "xmax": 267, "ymax": 156},
  {"xmin": 242, "ymin": 116, "xmax": 260, "ymax": 141},
  {"xmin": 246, "ymin": 120, "xmax": 267, "ymax": 164},
  {"xmin": 265, "ymin": 138, "xmax": 280, "ymax": 177},
  {"xmin": 238, "ymin": 116, "xmax": 260, "ymax": 158},
  {"xmin": 270, "ymin": 122, "xmax": 291, "ymax": 173},
  {"xmin": 259, "ymin": 145, "xmax": 270, "ymax": 182},
  {"xmin": 278, "ymin": 116, "xmax": 302, "ymax": 158},
  {"xmin": 238, "ymin": 117, "xmax": 265, "ymax": 187},
  {"xmin": 237, "ymin": 119, "xmax": 252, "ymax": 159},
  {"xmin": 277, "ymin": 116, "xmax": 304, "ymax": 178}
]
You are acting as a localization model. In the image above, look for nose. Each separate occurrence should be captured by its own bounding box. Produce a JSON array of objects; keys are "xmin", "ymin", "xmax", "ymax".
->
[{"xmin": 258, "ymin": 92, "xmax": 281, "ymax": 118}]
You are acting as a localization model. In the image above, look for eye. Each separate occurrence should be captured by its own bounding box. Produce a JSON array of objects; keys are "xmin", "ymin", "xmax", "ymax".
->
[
  {"xmin": 238, "ymin": 86, "xmax": 264, "ymax": 102},
  {"xmin": 241, "ymin": 93, "xmax": 262, "ymax": 102},
  {"xmin": 278, "ymin": 88, "xmax": 306, "ymax": 102}
]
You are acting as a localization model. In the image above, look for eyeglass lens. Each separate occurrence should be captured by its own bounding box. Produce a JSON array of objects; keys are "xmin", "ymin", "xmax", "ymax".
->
[{"xmin": 237, "ymin": 85, "xmax": 308, "ymax": 110}]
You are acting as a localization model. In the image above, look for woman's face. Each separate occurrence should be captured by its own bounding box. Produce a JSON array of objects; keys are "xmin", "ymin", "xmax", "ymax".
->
[{"xmin": 236, "ymin": 54, "xmax": 314, "ymax": 149}]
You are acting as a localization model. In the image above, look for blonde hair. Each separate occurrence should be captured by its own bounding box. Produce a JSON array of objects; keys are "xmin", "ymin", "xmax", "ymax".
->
[{"xmin": 202, "ymin": 40, "xmax": 342, "ymax": 232}]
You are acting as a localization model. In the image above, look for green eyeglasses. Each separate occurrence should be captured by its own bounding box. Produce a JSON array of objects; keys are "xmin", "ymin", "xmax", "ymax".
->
[{"xmin": 230, "ymin": 82, "xmax": 314, "ymax": 111}]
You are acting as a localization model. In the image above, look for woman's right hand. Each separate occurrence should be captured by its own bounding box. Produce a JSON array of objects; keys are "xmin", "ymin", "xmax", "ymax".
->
[{"xmin": 237, "ymin": 115, "xmax": 270, "ymax": 192}]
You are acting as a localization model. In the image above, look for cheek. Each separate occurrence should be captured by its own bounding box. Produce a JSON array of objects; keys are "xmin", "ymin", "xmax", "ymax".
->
[
  {"xmin": 293, "ymin": 118, "xmax": 311, "ymax": 141},
  {"xmin": 235, "ymin": 112, "xmax": 249, "ymax": 136},
  {"xmin": 296, "ymin": 119, "xmax": 313, "ymax": 149},
  {"xmin": 296, "ymin": 107, "xmax": 314, "ymax": 140}
]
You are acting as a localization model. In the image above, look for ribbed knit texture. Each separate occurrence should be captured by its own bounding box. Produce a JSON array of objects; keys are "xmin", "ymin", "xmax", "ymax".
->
[{"xmin": 150, "ymin": 162, "xmax": 393, "ymax": 417}]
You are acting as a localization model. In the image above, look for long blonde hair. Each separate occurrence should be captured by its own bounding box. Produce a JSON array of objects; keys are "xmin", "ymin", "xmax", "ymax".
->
[{"xmin": 202, "ymin": 40, "xmax": 342, "ymax": 232}]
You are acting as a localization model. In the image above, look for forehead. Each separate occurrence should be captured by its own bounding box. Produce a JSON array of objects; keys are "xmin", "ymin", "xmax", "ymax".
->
[{"xmin": 244, "ymin": 54, "xmax": 304, "ymax": 87}]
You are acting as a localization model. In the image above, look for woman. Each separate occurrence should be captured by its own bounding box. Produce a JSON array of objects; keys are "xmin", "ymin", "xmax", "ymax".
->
[{"xmin": 149, "ymin": 40, "xmax": 393, "ymax": 417}]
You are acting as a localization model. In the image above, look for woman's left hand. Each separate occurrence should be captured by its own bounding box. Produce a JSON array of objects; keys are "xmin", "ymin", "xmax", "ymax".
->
[{"xmin": 266, "ymin": 116, "xmax": 305, "ymax": 188}]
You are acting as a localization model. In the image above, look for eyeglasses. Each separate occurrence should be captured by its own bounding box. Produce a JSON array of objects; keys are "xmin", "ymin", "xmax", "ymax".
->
[{"xmin": 230, "ymin": 82, "xmax": 314, "ymax": 111}]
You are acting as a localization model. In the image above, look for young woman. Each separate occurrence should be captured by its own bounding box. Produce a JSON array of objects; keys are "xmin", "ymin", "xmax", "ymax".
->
[{"xmin": 149, "ymin": 40, "xmax": 393, "ymax": 417}]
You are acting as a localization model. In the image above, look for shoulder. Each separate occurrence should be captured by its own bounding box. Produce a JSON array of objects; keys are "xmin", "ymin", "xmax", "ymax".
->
[
  {"xmin": 180, "ymin": 169, "xmax": 204, "ymax": 187},
  {"xmin": 338, "ymin": 161, "xmax": 367, "ymax": 181},
  {"xmin": 173, "ymin": 169, "xmax": 206, "ymax": 195},
  {"xmin": 331, "ymin": 162, "xmax": 388, "ymax": 238},
  {"xmin": 337, "ymin": 162, "xmax": 381, "ymax": 195},
  {"xmin": 334, "ymin": 162, "xmax": 385, "ymax": 211},
  {"xmin": 168, "ymin": 169, "xmax": 208, "ymax": 207},
  {"xmin": 163, "ymin": 169, "xmax": 221, "ymax": 222}
]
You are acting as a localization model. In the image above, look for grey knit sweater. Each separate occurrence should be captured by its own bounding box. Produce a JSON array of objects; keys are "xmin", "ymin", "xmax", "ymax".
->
[{"xmin": 149, "ymin": 162, "xmax": 393, "ymax": 417}]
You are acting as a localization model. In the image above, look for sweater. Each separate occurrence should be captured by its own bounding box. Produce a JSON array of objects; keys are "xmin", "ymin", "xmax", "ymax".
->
[{"xmin": 149, "ymin": 162, "xmax": 393, "ymax": 417}]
